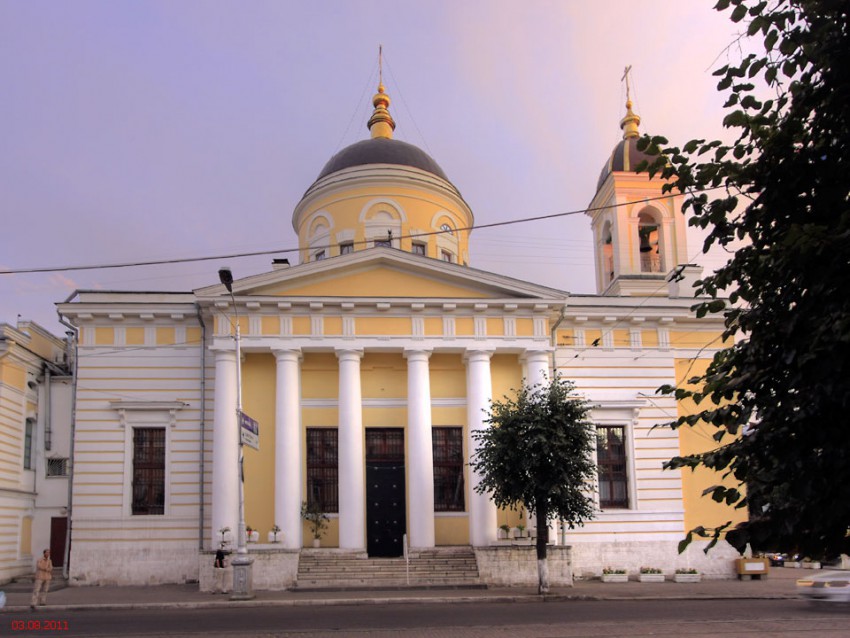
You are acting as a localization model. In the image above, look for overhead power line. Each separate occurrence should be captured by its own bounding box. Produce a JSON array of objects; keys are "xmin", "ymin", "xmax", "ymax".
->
[{"xmin": 0, "ymin": 187, "xmax": 724, "ymax": 276}]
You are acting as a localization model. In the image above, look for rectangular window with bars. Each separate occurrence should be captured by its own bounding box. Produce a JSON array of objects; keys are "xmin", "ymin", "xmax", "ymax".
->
[
  {"xmin": 306, "ymin": 428, "xmax": 338, "ymax": 513},
  {"xmin": 132, "ymin": 428, "xmax": 165, "ymax": 515},
  {"xmin": 46, "ymin": 458, "xmax": 69, "ymax": 477},
  {"xmin": 433, "ymin": 427, "xmax": 465, "ymax": 512},
  {"xmin": 24, "ymin": 418, "xmax": 34, "ymax": 470},
  {"xmin": 597, "ymin": 425, "xmax": 629, "ymax": 509}
]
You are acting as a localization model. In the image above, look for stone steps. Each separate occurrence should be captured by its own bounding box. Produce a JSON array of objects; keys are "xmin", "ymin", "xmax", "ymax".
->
[{"xmin": 295, "ymin": 547, "xmax": 483, "ymax": 591}]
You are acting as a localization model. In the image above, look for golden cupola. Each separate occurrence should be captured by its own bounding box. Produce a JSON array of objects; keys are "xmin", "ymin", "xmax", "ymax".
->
[{"xmin": 292, "ymin": 77, "xmax": 474, "ymax": 266}]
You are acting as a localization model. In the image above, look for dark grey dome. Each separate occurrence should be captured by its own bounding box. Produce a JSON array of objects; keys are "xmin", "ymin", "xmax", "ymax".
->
[
  {"xmin": 597, "ymin": 136, "xmax": 654, "ymax": 191},
  {"xmin": 315, "ymin": 137, "xmax": 450, "ymax": 182}
]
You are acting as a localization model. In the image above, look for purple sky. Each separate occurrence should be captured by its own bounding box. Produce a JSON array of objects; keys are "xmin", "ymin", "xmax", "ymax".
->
[{"xmin": 1, "ymin": 1, "xmax": 748, "ymax": 334}]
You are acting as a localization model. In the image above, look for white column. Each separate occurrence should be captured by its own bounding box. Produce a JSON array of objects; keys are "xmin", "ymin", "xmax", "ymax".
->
[
  {"xmin": 523, "ymin": 349, "xmax": 550, "ymax": 390},
  {"xmin": 405, "ymin": 349, "xmax": 435, "ymax": 549},
  {"xmin": 336, "ymin": 349, "xmax": 365, "ymax": 550},
  {"xmin": 521, "ymin": 349, "xmax": 551, "ymax": 535},
  {"xmin": 274, "ymin": 349, "xmax": 302, "ymax": 549},
  {"xmin": 211, "ymin": 349, "xmax": 238, "ymax": 548},
  {"xmin": 465, "ymin": 349, "xmax": 497, "ymax": 546}
]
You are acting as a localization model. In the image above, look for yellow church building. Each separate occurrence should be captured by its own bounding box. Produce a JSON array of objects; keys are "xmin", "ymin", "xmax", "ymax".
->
[{"xmin": 55, "ymin": 82, "xmax": 743, "ymax": 588}]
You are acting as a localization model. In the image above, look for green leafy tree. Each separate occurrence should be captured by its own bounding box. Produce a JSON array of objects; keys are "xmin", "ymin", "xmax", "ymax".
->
[
  {"xmin": 471, "ymin": 377, "xmax": 597, "ymax": 593},
  {"xmin": 639, "ymin": 0, "xmax": 850, "ymax": 558}
]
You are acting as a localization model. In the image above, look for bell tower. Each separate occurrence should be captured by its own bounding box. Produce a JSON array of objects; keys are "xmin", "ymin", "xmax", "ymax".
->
[{"xmin": 587, "ymin": 70, "xmax": 698, "ymax": 297}]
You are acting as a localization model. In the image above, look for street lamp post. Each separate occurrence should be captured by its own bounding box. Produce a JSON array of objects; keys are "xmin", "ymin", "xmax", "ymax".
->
[{"xmin": 218, "ymin": 267, "xmax": 254, "ymax": 600}]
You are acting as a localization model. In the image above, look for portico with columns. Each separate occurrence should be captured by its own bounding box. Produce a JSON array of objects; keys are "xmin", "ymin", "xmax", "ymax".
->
[{"xmin": 201, "ymin": 248, "xmax": 563, "ymax": 555}]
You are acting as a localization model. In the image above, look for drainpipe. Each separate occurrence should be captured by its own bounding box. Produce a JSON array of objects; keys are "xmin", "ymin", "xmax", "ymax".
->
[
  {"xmin": 44, "ymin": 368, "xmax": 52, "ymax": 451},
  {"xmin": 57, "ymin": 295, "xmax": 78, "ymax": 581},
  {"xmin": 549, "ymin": 302, "xmax": 568, "ymax": 545},
  {"xmin": 549, "ymin": 302, "xmax": 567, "ymax": 378},
  {"xmin": 195, "ymin": 303, "xmax": 207, "ymax": 551}
]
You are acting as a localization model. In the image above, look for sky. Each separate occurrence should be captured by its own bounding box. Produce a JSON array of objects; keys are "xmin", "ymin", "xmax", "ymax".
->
[{"xmin": 0, "ymin": 1, "xmax": 750, "ymax": 335}]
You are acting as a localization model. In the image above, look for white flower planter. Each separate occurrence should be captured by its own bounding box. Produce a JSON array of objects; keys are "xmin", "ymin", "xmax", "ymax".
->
[
  {"xmin": 674, "ymin": 573, "xmax": 701, "ymax": 583},
  {"xmin": 638, "ymin": 573, "xmax": 665, "ymax": 583},
  {"xmin": 601, "ymin": 573, "xmax": 628, "ymax": 583}
]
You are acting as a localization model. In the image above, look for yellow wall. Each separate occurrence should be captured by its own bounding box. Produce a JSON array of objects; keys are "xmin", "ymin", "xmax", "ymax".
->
[
  {"xmin": 455, "ymin": 317, "xmax": 474, "ymax": 336},
  {"xmin": 94, "ymin": 327, "xmax": 114, "ymax": 345},
  {"xmin": 261, "ymin": 316, "xmax": 278, "ymax": 336},
  {"xmin": 241, "ymin": 354, "xmax": 277, "ymax": 538},
  {"xmin": 515, "ymin": 319, "xmax": 534, "ymax": 337},
  {"xmin": 277, "ymin": 269, "xmax": 489, "ymax": 298},
  {"xmin": 612, "ymin": 329, "xmax": 631, "ymax": 348},
  {"xmin": 671, "ymin": 330, "xmax": 727, "ymax": 350},
  {"xmin": 156, "ymin": 327, "xmax": 175, "ymax": 345},
  {"xmin": 675, "ymin": 358, "xmax": 748, "ymax": 533},
  {"xmin": 20, "ymin": 516, "xmax": 33, "ymax": 554},
  {"xmin": 1, "ymin": 361, "xmax": 25, "ymax": 388},
  {"xmin": 357, "ymin": 317, "xmax": 411, "ymax": 337},
  {"xmin": 435, "ymin": 516, "xmax": 469, "ymax": 545},
  {"xmin": 186, "ymin": 327, "xmax": 202, "ymax": 346},
  {"xmin": 294, "ymin": 185, "xmax": 473, "ymax": 266},
  {"xmin": 490, "ymin": 353, "xmax": 523, "ymax": 399},
  {"xmin": 430, "ymin": 354, "xmax": 465, "ymax": 398},
  {"xmin": 584, "ymin": 329, "xmax": 602, "ymax": 348}
]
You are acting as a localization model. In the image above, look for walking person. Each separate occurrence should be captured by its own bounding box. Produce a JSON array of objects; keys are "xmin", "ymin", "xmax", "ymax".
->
[{"xmin": 30, "ymin": 549, "xmax": 52, "ymax": 610}]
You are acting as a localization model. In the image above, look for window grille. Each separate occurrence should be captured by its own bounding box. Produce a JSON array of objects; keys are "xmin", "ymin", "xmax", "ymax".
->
[
  {"xmin": 433, "ymin": 427, "xmax": 465, "ymax": 512},
  {"xmin": 306, "ymin": 428, "xmax": 338, "ymax": 513},
  {"xmin": 366, "ymin": 429, "xmax": 404, "ymax": 462},
  {"xmin": 597, "ymin": 425, "xmax": 629, "ymax": 508},
  {"xmin": 132, "ymin": 428, "xmax": 165, "ymax": 515},
  {"xmin": 47, "ymin": 457, "xmax": 69, "ymax": 477},
  {"xmin": 24, "ymin": 418, "xmax": 35, "ymax": 470}
]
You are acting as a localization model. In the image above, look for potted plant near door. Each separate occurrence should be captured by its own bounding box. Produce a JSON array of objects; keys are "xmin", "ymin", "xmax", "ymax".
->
[{"xmin": 301, "ymin": 501, "xmax": 329, "ymax": 548}]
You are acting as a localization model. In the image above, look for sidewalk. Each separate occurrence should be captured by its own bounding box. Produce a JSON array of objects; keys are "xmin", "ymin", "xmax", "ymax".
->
[{"xmin": 1, "ymin": 566, "xmax": 805, "ymax": 613}]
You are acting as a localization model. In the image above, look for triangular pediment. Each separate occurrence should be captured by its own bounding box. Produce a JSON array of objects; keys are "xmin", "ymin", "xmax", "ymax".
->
[{"xmin": 194, "ymin": 248, "xmax": 566, "ymax": 301}]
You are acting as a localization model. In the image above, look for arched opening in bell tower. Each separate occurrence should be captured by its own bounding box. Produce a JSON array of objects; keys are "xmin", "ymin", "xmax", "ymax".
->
[{"xmin": 637, "ymin": 210, "xmax": 662, "ymax": 273}]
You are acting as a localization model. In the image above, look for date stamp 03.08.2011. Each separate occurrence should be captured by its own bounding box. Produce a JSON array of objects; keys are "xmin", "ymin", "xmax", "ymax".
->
[{"xmin": 10, "ymin": 619, "xmax": 70, "ymax": 632}]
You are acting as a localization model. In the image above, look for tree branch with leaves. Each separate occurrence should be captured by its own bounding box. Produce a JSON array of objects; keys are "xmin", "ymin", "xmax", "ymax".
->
[{"xmin": 638, "ymin": 0, "xmax": 850, "ymax": 559}]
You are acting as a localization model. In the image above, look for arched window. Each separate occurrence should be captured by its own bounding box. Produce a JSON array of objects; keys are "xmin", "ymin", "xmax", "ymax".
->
[{"xmin": 637, "ymin": 211, "xmax": 662, "ymax": 273}]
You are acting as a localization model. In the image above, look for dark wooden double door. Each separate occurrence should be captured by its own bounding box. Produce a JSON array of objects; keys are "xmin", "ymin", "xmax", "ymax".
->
[{"xmin": 366, "ymin": 428, "xmax": 406, "ymax": 557}]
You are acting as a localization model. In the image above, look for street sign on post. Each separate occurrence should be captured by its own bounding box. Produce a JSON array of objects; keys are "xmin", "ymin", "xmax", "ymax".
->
[{"xmin": 239, "ymin": 411, "xmax": 259, "ymax": 450}]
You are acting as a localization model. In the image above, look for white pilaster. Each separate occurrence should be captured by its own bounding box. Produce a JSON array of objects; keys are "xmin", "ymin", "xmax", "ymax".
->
[
  {"xmin": 274, "ymin": 349, "xmax": 302, "ymax": 549},
  {"xmin": 465, "ymin": 349, "xmax": 497, "ymax": 546},
  {"xmin": 336, "ymin": 349, "xmax": 365, "ymax": 550},
  {"xmin": 404, "ymin": 349, "xmax": 435, "ymax": 549},
  {"xmin": 211, "ymin": 349, "xmax": 238, "ymax": 548}
]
